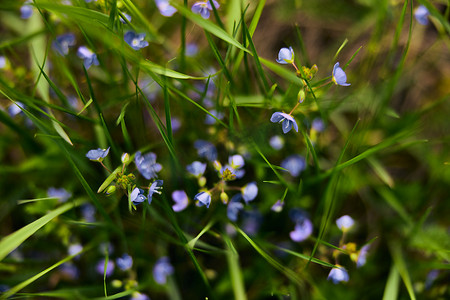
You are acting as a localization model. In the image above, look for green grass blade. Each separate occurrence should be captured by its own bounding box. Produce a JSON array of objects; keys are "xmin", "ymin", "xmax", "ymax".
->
[
  {"xmin": 389, "ymin": 243, "xmax": 417, "ymax": 300},
  {"xmin": 382, "ymin": 264, "xmax": 400, "ymax": 300},
  {"xmin": 224, "ymin": 235, "xmax": 247, "ymax": 300}
]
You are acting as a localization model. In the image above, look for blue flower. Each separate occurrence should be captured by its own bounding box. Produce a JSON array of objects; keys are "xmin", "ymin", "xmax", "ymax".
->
[
  {"xmin": 52, "ymin": 33, "xmax": 76, "ymax": 56},
  {"xmin": 155, "ymin": 0, "xmax": 177, "ymax": 17},
  {"xmin": 134, "ymin": 151, "xmax": 162, "ymax": 180},
  {"xmin": 124, "ymin": 31, "xmax": 149, "ymax": 50},
  {"xmin": 242, "ymin": 210, "xmax": 262, "ymax": 236},
  {"xmin": 86, "ymin": 147, "xmax": 110, "ymax": 161},
  {"xmin": 148, "ymin": 180, "xmax": 163, "ymax": 204},
  {"xmin": 336, "ymin": 215, "xmax": 354, "ymax": 232},
  {"xmin": 281, "ymin": 155, "xmax": 306, "ymax": 177},
  {"xmin": 172, "ymin": 190, "xmax": 189, "ymax": 212},
  {"xmin": 290, "ymin": 218, "xmax": 313, "ymax": 242},
  {"xmin": 414, "ymin": 5, "xmax": 430, "ymax": 25},
  {"xmin": 194, "ymin": 140, "xmax": 217, "ymax": 161},
  {"xmin": 77, "ymin": 46, "xmax": 99, "ymax": 69},
  {"xmin": 119, "ymin": 12, "xmax": 132, "ymax": 23},
  {"xmin": 356, "ymin": 245, "xmax": 370, "ymax": 268},
  {"xmin": 332, "ymin": 62, "xmax": 350, "ymax": 86},
  {"xmin": 130, "ymin": 188, "xmax": 146, "ymax": 205},
  {"xmin": 153, "ymin": 257, "xmax": 174, "ymax": 284},
  {"xmin": 242, "ymin": 182, "xmax": 258, "ymax": 204},
  {"xmin": 186, "ymin": 43, "xmax": 199, "ymax": 57},
  {"xmin": 311, "ymin": 118, "xmax": 325, "ymax": 132},
  {"xmin": 270, "ymin": 112, "xmax": 298, "ymax": 134},
  {"xmin": 187, "ymin": 161, "xmax": 207, "ymax": 177},
  {"xmin": 60, "ymin": 262, "xmax": 79, "ymax": 280},
  {"xmin": 327, "ymin": 265, "xmax": 349, "ymax": 284},
  {"xmin": 269, "ymin": 135, "xmax": 284, "ymax": 150},
  {"xmin": 194, "ymin": 191, "xmax": 211, "ymax": 208},
  {"xmin": 96, "ymin": 259, "xmax": 115, "ymax": 277},
  {"xmin": 68, "ymin": 243, "xmax": 83, "ymax": 258},
  {"xmin": 205, "ymin": 109, "xmax": 224, "ymax": 124},
  {"xmin": 271, "ymin": 200, "xmax": 284, "ymax": 212},
  {"xmin": 81, "ymin": 203, "xmax": 96, "ymax": 222},
  {"xmin": 276, "ymin": 47, "xmax": 294, "ymax": 64},
  {"xmin": 8, "ymin": 101, "xmax": 24, "ymax": 117},
  {"xmin": 116, "ymin": 253, "xmax": 133, "ymax": 271},
  {"xmin": 0, "ymin": 56, "xmax": 6, "ymax": 69},
  {"xmin": 47, "ymin": 187, "xmax": 72, "ymax": 202},
  {"xmin": 191, "ymin": 0, "xmax": 220, "ymax": 19},
  {"xmin": 131, "ymin": 292, "xmax": 150, "ymax": 300},
  {"xmin": 20, "ymin": 1, "xmax": 33, "ymax": 19},
  {"xmin": 227, "ymin": 196, "xmax": 244, "ymax": 222}
]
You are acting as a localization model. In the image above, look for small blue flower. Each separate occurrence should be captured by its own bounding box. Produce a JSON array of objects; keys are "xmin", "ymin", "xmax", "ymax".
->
[
  {"xmin": 135, "ymin": 151, "xmax": 162, "ymax": 180},
  {"xmin": 191, "ymin": 0, "xmax": 220, "ymax": 19},
  {"xmin": 281, "ymin": 155, "xmax": 306, "ymax": 177},
  {"xmin": 227, "ymin": 196, "xmax": 244, "ymax": 222},
  {"xmin": 356, "ymin": 245, "xmax": 370, "ymax": 268},
  {"xmin": 187, "ymin": 161, "xmax": 207, "ymax": 177},
  {"xmin": 271, "ymin": 200, "xmax": 284, "ymax": 212},
  {"xmin": 311, "ymin": 118, "xmax": 325, "ymax": 132},
  {"xmin": 148, "ymin": 180, "xmax": 163, "ymax": 204},
  {"xmin": 332, "ymin": 62, "xmax": 350, "ymax": 86},
  {"xmin": 425, "ymin": 270, "xmax": 439, "ymax": 290},
  {"xmin": 276, "ymin": 47, "xmax": 294, "ymax": 64},
  {"xmin": 269, "ymin": 135, "xmax": 284, "ymax": 150},
  {"xmin": 327, "ymin": 265, "xmax": 349, "ymax": 284},
  {"xmin": 68, "ymin": 243, "xmax": 83, "ymax": 258},
  {"xmin": 172, "ymin": 190, "xmax": 189, "ymax": 212},
  {"xmin": 194, "ymin": 140, "xmax": 217, "ymax": 161},
  {"xmin": 186, "ymin": 43, "xmax": 199, "ymax": 57},
  {"xmin": 8, "ymin": 101, "xmax": 25, "ymax": 117},
  {"xmin": 229, "ymin": 155, "xmax": 245, "ymax": 169},
  {"xmin": 153, "ymin": 257, "xmax": 174, "ymax": 284},
  {"xmin": 242, "ymin": 182, "xmax": 258, "ymax": 204},
  {"xmin": 131, "ymin": 292, "xmax": 150, "ymax": 300},
  {"xmin": 47, "ymin": 187, "xmax": 72, "ymax": 202},
  {"xmin": 0, "ymin": 56, "xmax": 6, "ymax": 69},
  {"xmin": 77, "ymin": 46, "xmax": 99, "ymax": 69},
  {"xmin": 52, "ymin": 33, "xmax": 76, "ymax": 56},
  {"xmin": 60, "ymin": 263, "xmax": 79, "ymax": 280},
  {"xmin": 96, "ymin": 259, "xmax": 115, "ymax": 277},
  {"xmin": 290, "ymin": 218, "xmax": 313, "ymax": 242},
  {"xmin": 194, "ymin": 191, "xmax": 211, "ymax": 208},
  {"xmin": 336, "ymin": 215, "xmax": 354, "ymax": 232},
  {"xmin": 116, "ymin": 253, "xmax": 133, "ymax": 271},
  {"xmin": 270, "ymin": 112, "xmax": 298, "ymax": 134},
  {"xmin": 155, "ymin": 0, "xmax": 177, "ymax": 17},
  {"xmin": 20, "ymin": 1, "xmax": 33, "ymax": 19},
  {"xmin": 414, "ymin": 5, "xmax": 430, "ymax": 25},
  {"xmin": 242, "ymin": 210, "xmax": 262, "ymax": 236},
  {"xmin": 130, "ymin": 188, "xmax": 146, "ymax": 205},
  {"xmin": 119, "ymin": 12, "xmax": 132, "ymax": 23},
  {"xmin": 205, "ymin": 109, "xmax": 224, "ymax": 124},
  {"xmin": 124, "ymin": 31, "xmax": 149, "ymax": 50},
  {"xmin": 81, "ymin": 203, "xmax": 96, "ymax": 222},
  {"xmin": 86, "ymin": 147, "xmax": 110, "ymax": 161}
]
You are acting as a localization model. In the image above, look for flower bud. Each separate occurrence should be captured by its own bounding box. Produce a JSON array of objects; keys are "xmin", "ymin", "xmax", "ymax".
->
[
  {"xmin": 298, "ymin": 89, "xmax": 306, "ymax": 103},
  {"xmin": 121, "ymin": 153, "xmax": 130, "ymax": 164},
  {"xmin": 220, "ymin": 192, "xmax": 229, "ymax": 204},
  {"xmin": 106, "ymin": 185, "xmax": 116, "ymax": 195},
  {"xmin": 198, "ymin": 176, "xmax": 207, "ymax": 187},
  {"xmin": 111, "ymin": 279, "xmax": 122, "ymax": 288}
]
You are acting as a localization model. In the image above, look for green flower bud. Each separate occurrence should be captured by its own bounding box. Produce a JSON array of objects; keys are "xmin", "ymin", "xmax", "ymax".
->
[
  {"xmin": 198, "ymin": 176, "xmax": 207, "ymax": 187},
  {"xmin": 106, "ymin": 185, "xmax": 116, "ymax": 195},
  {"xmin": 121, "ymin": 153, "xmax": 130, "ymax": 164},
  {"xmin": 298, "ymin": 89, "xmax": 306, "ymax": 103},
  {"xmin": 111, "ymin": 279, "xmax": 122, "ymax": 288},
  {"xmin": 220, "ymin": 192, "xmax": 229, "ymax": 204}
]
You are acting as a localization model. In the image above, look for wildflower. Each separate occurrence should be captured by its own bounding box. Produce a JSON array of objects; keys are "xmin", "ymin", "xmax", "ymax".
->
[
  {"xmin": 194, "ymin": 191, "xmax": 211, "ymax": 208},
  {"xmin": 221, "ymin": 155, "xmax": 245, "ymax": 179},
  {"xmin": 327, "ymin": 265, "xmax": 349, "ymax": 284},
  {"xmin": 414, "ymin": 5, "xmax": 430, "ymax": 25},
  {"xmin": 96, "ymin": 260, "xmax": 115, "ymax": 277},
  {"xmin": 47, "ymin": 187, "xmax": 72, "ymax": 202},
  {"xmin": 242, "ymin": 182, "xmax": 258, "ymax": 204},
  {"xmin": 0, "ymin": 56, "xmax": 6, "ymax": 69},
  {"xmin": 147, "ymin": 180, "xmax": 163, "ymax": 204},
  {"xmin": 281, "ymin": 155, "xmax": 306, "ymax": 177},
  {"xmin": 227, "ymin": 195, "xmax": 244, "ymax": 222},
  {"xmin": 171, "ymin": 117, "xmax": 182, "ymax": 132},
  {"xmin": 336, "ymin": 215, "xmax": 354, "ymax": 232},
  {"xmin": 153, "ymin": 257, "xmax": 174, "ymax": 284},
  {"xmin": 269, "ymin": 135, "xmax": 284, "ymax": 150},
  {"xmin": 289, "ymin": 208, "xmax": 308, "ymax": 223},
  {"xmin": 194, "ymin": 140, "xmax": 217, "ymax": 161},
  {"xmin": 172, "ymin": 190, "xmax": 189, "ymax": 212},
  {"xmin": 332, "ymin": 62, "xmax": 350, "ymax": 86},
  {"xmin": 155, "ymin": 0, "xmax": 177, "ymax": 17},
  {"xmin": 60, "ymin": 263, "xmax": 79, "ymax": 280},
  {"xmin": 134, "ymin": 151, "xmax": 162, "ymax": 180},
  {"xmin": 290, "ymin": 218, "xmax": 313, "ymax": 242},
  {"xmin": 311, "ymin": 118, "xmax": 325, "ymax": 132},
  {"xmin": 242, "ymin": 210, "xmax": 262, "ymax": 236},
  {"xmin": 20, "ymin": 1, "xmax": 33, "ymax": 19},
  {"xmin": 130, "ymin": 188, "xmax": 146, "ymax": 205},
  {"xmin": 356, "ymin": 244, "xmax": 370, "ymax": 268},
  {"xmin": 8, "ymin": 102, "xmax": 25, "ymax": 117},
  {"xmin": 124, "ymin": 31, "xmax": 149, "ymax": 50},
  {"xmin": 77, "ymin": 46, "xmax": 99, "ymax": 69},
  {"xmin": 205, "ymin": 109, "xmax": 224, "ymax": 124},
  {"xmin": 86, "ymin": 147, "xmax": 110, "ymax": 162},
  {"xmin": 425, "ymin": 270, "xmax": 439, "ymax": 289},
  {"xmin": 81, "ymin": 203, "xmax": 96, "ymax": 222},
  {"xmin": 270, "ymin": 112, "xmax": 298, "ymax": 134},
  {"xmin": 52, "ymin": 33, "xmax": 76, "ymax": 56},
  {"xmin": 116, "ymin": 254, "xmax": 133, "ymax": 271},
  {"xmin": 276, "ymin": 47, "xmax": 294, "ymax": 64},
  {"xmin": 186, "ymin": 43, "xmax": 199, "ymax": 56},
  {"xmin": 119, "ymin": 12, "xmax": 131, "ymax": 23},
  {"xmin": 191, "ymin": 0, "xmax": 220, "ymax": 19},
  {"xmin": 187, "ymin": 161, "xmax": 207, "ymax": 177},
  {"xmin": 68, "ymin": 243, "xmax": 83, "ymax": 258},
  {"xmin": 271, "ymin": 200, "xmax": 284, "ymax": 212},
  {"xmin": 131, "ymin": 292, "xmax": 150, "ymax": 300}
]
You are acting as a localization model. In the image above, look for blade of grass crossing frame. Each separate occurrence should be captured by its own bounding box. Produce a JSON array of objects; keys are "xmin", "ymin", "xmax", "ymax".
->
[
  {"xmin": 205, "ymin": 31, "xmax": 233, "ymax": 83},
  {"xmin": 163, "ymin": 77, "xmax": 173, "ymax": 144},
  {"xmin": 307, "ymin": 120, "xmax": 360, "ymax": 266},
  {"xmin": 295, "ymin": 25, "xmax": 310, "ymax": 66},
  {"xmin": 382, "ymin": 264, "xmax": 400, "ymax": 300},
  {"xmin": 389, "ymin": 243, "xmax": 417, "ymax": 300},
  {"xmin": 0, "ymin": 200, "xmax": 84, "ymax": 261},
  {"xmin": 224, "ymin": 235, "xmax": 247, "ymax": 300},
  {"xmin": 333, "ymin": 38, "xmax": 348, "ymax": 61}
]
